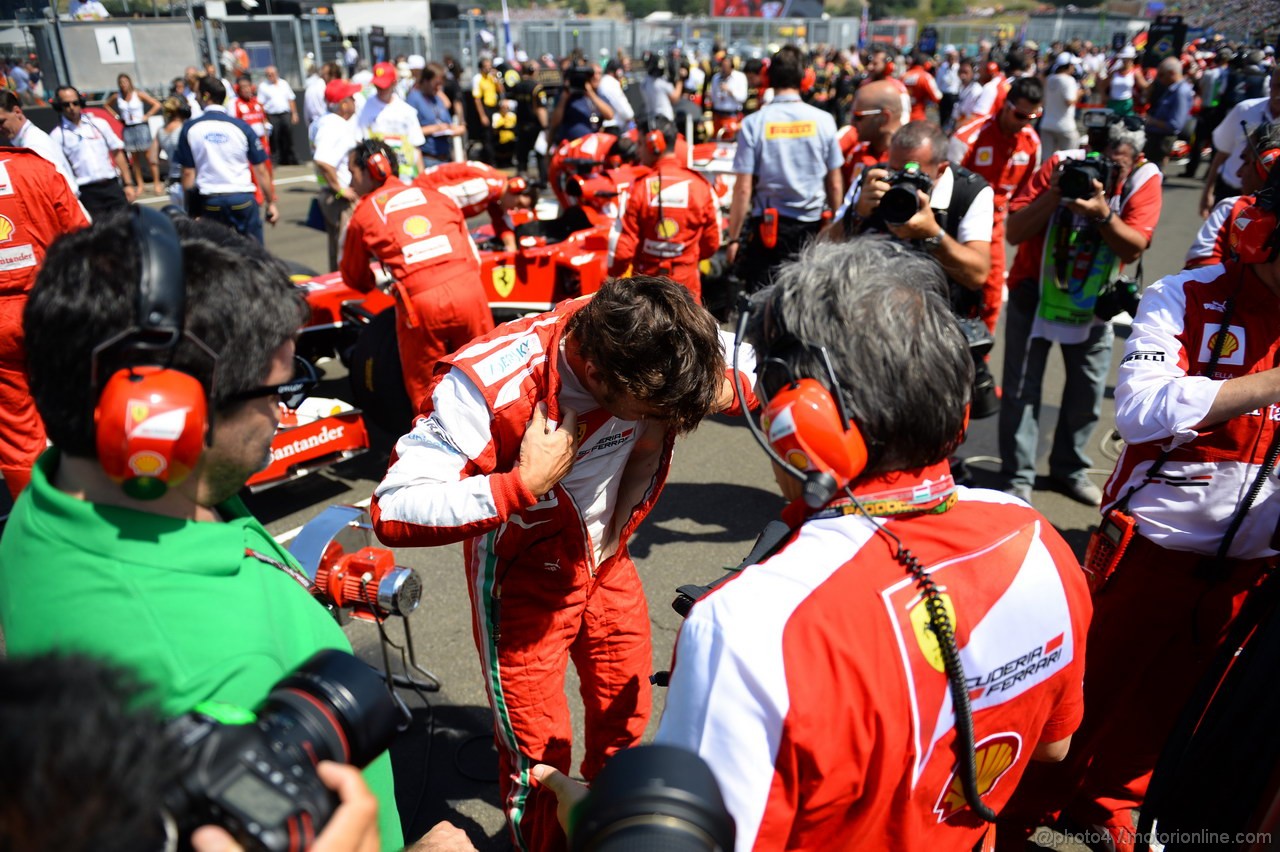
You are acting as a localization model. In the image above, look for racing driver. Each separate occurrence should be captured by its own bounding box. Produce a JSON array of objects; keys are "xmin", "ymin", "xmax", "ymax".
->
[
  {"xmin": 370, "ymin": 275, "xmax": 746, "ymax": 852},
  {"xmin": 341, "ymin": 140, "xmax": 493, "ymax": 412},
  {"xmin": 414, "ymin": 159, "xmax": 537, "ymax": 252}
]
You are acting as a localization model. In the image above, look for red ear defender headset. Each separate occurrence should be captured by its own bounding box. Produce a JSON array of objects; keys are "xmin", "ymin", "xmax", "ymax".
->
[
  {"xmin": 733, "ymin": 293, "xmax": 869, "ymax": 509},
  {"xmin": 93, "ymin": 206, "xmax": 214, "ymax": 500},
  {"xmin": 359, "ymin": 140, "xmax": 393, "ymax": 184},
  {"xmin": 1230, "ymin": 122, "xmax": 1280, "ymax": 265},
  {"xmin": 505, "ymin": 175, "xmax": 529, "ymax": 195},
  {"xmin": 645, "ymin": 128, "xmax": 667, "ymax": 157}
]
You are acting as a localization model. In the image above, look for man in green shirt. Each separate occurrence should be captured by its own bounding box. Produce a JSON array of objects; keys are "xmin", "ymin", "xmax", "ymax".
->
[{"xmin": 0, "ymin": 210, "xmax": 404, "ymax": 849}]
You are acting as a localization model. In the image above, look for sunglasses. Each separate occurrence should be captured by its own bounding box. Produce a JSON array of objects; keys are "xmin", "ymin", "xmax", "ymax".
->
[
  {"xmin": 852, "ymin": 109, "xmax": 884, "ymax": 119},
  {"xmin": 227, "ymin": 355, "xmax": 319, "ymax": 410},
  {"xmin": 1008, "ymin": 105, "xmax": 1043, "ymax": 121}
]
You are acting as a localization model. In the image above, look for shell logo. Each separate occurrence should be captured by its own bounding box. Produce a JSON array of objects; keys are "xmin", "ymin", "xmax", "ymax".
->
[
  {"xmin": 1207, "ymin": 330, "xmax": 1240, "ymax": 358},
  {"xmin": 909, "ymin": 591, "xmax": 957, "ymax": 673},
  {"xmin": 934, "ymin": 733, "xmax": 1022, "ymax": 822},
  {"xmin": 0, "ymin": 214, "xmax": 14, "ymax": 243},
  {"xmin": 402, "ymin": 215, "xmax": 432, "ymax": 238},
  {"xmin": 655, "ymin": 218, "xmax": 679, "ymax": 239},
  {"xmin": 127, "ymin": 450, "xmax": 168, "ymax": 477},
  {"xmin": 786, "ymin": 450, "xmax": 810, "ymax": 470}
]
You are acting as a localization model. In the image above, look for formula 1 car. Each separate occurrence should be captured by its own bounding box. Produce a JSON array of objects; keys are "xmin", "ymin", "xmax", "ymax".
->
[{"xmin": 247, "ymin": 397, "xmax": 372, "ymax": 491}]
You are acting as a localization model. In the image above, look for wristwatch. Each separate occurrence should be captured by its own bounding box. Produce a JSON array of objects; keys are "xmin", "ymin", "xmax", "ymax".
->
[{"xmin": 920, "ymin": 230, "xmax": 944, "ymax": 252}]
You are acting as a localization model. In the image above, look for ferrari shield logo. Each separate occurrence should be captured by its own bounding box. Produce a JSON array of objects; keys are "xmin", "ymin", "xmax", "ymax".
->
[
  {"xmin": 129, "ymin": 402, "xmax": 150, "ymax": 425},
  {"xmin": 492, "ymin": 266, "xmax": 516, "ymax": 298}
]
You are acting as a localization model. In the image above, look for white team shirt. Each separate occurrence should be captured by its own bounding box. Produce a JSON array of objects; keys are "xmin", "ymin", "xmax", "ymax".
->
[
  {"xmin": 13, "ymin": 119, "xmax": 79, "ymax": 195},
  {"xmin": 310, "ymin": 111, "xmax": 360, "ymax": 189},
  {"xmin": 356, "ymin": 96, "xmax": 427, "ymax": 148},
  {"xmin": 257, "ymin": 78, "xmax": 296, "ymax": 115},
  {"xmin": 50, "ymin": 114, "xmax": 122, "ymax": 184}
]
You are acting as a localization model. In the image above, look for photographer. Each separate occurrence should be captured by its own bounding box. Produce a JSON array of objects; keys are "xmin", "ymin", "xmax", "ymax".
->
[
  {"xmin": 0, "ymin": 210, "xmax": 401, "ymax": 848},
  {"xmin": 653, "ymin": 239, "xmax": 1091, "ymax": 850},
  {"xmin": 641, "ymin": 54, "xmax": 683, "ymax": 126},
  {"xmin": 998, "ymin": 113, "xmax": 1161, "ymax": 506},
  {"xmin": 548, "ymin": 62, "xmax": 614, "ymax": 144},
  {"xmin": 0, "ymin": 654, "xmax": 473, "ymax": 852}
]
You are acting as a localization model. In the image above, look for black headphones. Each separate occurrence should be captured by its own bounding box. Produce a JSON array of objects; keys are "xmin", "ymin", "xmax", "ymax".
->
[{"xmin": 92, "ymin": 207, "xmax": 214, "ymax": 500}]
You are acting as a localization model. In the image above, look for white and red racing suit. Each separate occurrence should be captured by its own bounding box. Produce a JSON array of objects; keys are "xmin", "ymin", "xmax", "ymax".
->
[
  {"xmin": 340, "ymin": 177, "xmax": 493, "ymax": 411},
  {"xmin": 0, "ymin": 148, "xmax": 89, "ymax": 499},
  {"xmin": 658, "ymin": 464, "xmax": 1091, "ymax": 852},
  {"xmin": 608, "ymin": 159, "xmax": 721, "ymax": 302},
  {"xmin": 998, "ymin": 261, "xmax": 1280, "ymax": 852},
  {"xmin": 414, "ymin": 160, "xmax": 513, "ymax": 243},
  {"xmin": 371, "ymin": 299, "xmax": 675, "ymax": 852},
  {"xmin": 1184, "ymin": 194, "xmax": 1250, "ymax": 269},
  {"xmin": 232, "ymin": 93, "xmax": 273, "ymax": 203}
]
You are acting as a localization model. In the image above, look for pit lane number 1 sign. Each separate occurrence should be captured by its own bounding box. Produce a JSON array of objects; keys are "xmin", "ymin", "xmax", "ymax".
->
[{"xmin": 95, "ymin": 28, "xmax": 136, "ymax": 65}]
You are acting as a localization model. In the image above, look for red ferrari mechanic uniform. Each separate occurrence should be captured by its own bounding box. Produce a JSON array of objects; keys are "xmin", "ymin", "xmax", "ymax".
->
[
  {"xmin": 608, "ymin": 159, "xmax": 721, "ymax": 302},
  {"xmin": 997, "ymin": 261, "xmax": 1280, "ymax": 852},
  {"xmin": 232, "ymin": 92, "xmax": 273, "ymax": 202},
  {"xmin": 948, "ymin": 115, "xmax": 1041, "ymax": 331},
  {"xmin": 370, "ymin": 300, "xmax": 673, "ymax": 852},
  {"xmin": 657, "ymin": 464, "xmax": 1092, "ymax": 852},
  {"xmin": 415, "ymin": 160, "xmax": 514, "ymax": 244},
  {"xmin": 837, "ymin": 123, "xmax": 859, "ymax": 173},
  {"xmin": 0, "ymin": 148, "xmax": 89, "ymax": 499},
  {"xmin": 340, "ymin": 177, "xmax": 492, "ymax": 412},
  {"xmin": 1184, "ymin": 194, "xmax": 1250, "ymax": 269},
  {"xmin": 840, "ymin": 138, "xmax": 883, "ymax": 198},
  {"xmin": 903, "ymin": 62, "xmax": 943, "ymax": 122},
  {"xmin": 548, "ymin": 132, "xmax": 620, "ymax": 210}
]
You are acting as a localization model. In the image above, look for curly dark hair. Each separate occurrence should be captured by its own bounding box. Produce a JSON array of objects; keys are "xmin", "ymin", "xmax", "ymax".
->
[{"xmin": 568, "ymin": 276, "xmax": 725, "ymax": 434}]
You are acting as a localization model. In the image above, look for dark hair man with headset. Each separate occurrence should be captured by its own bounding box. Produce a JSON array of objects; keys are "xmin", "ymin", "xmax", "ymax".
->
[
  {"xmin": 725, "ymin": 44, "xmax": 843, "ymax": 294},
  {"xmin": 996, "ymin": 118, "xmax": 1280, "ymax": 852},
  {"xmin": 607, "ymin": 115, "xmax": 721, "ymax": 303},
  {"xmin": 535, "ymin": 238, "xmax": 1092, "ymax": 850},
  {"xmin": 48, "ymin": 85, "xmax": 136, "ymax": 218},
  {"xmin": 0, "ymin": 209, "xmax": 403, "ymax": 850}
]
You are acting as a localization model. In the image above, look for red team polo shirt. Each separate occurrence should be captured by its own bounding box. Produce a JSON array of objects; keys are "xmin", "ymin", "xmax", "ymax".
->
[
  {"xmin": 949, "ymin": 116, "xmax": 1041, "ymax": 218},
  {"xmin": 903, "ymin": 64, "xmax": 943, "ymax": 122}
]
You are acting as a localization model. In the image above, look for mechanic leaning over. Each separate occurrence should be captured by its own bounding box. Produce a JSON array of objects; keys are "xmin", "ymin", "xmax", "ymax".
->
[
  {"xmin": 726, "ymin": 44, "xmax": 843, "ymax": 294},
  {"xmin": 370, "ymin": 275, "xmax": 747, "ymax": 852},
  {"xmin": 342, "ymin": 140, "xmax": 493, "ymax": 413},
  {"xmin": 0, "ymin": 149, "xmax": 87, "ymax": 500},
  {"xmin": 997, "ymin": 130, "xmax": 1280, "ymax": 852},
  {"xmin": 0, "ymin": 208, "xmax": 403, "ymax": 850},
  {"xmin": 608, "ymin": 115, "xmax": 721, "ymax": 303},
  {"xmin": 414, "ymin": 159, "xmax": 537, "ymax": 253}
]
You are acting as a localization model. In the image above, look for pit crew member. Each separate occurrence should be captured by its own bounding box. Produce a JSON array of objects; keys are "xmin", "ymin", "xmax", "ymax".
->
[
  {"xmin": 0, "ymin": 209, "xmax": 402, "ymax": 849},
  {"xmin": 342, "ymin": 140, "xmax": 493, "ymax": 412},
  {"xmin": 413, "ymin": 159, "xmax": 536, "ymax": 252},
  {"xmin": 948, "ymin": 75, "xmax": 1044, "ymax": 331},
  {"xmin": 0, "ymin": 149, "xmax": 88, "ymax": 500},
  {"xmin": 608, "ymin": 116, "xmax": 721, "ymax": 303},
  {"xmin": 370, "ymin": 276, "xmax": 739, "ymax": 852},
  {"xmin": 1185, "ymin": 120, "xmax": 1279, "ymax": 269}
]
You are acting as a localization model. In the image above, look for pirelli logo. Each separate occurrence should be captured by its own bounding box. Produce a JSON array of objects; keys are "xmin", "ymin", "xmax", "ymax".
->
[{"xmin": 765, "ymin": 120, "xmax": 817, "ymax": 139}]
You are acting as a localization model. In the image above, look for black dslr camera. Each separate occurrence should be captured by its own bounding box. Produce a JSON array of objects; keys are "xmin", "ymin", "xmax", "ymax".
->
[
  {"xmin": 566, "ymin": 64, "xmax": 594, "ymax": 94},
  {"xmin": 955, "ymin": 315, "xmax": 1000, "ymax": 419},
  {"xmin": 569, "ymin": 745, "xmax": 735, "ymax": 851},
  {"xmin": 1060, "ymin": 152, "xmax": 1119, "ymax": 200},
  {"xmin": 879, "ymin": 161, "xmax": 934, "ymax": 226},
  {"xmin": 165, "ymin": 650, "xmax": 402, "ymax": 852}
]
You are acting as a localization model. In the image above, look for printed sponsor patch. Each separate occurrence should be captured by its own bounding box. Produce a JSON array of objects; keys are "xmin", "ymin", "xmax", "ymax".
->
[
  {"xmin": 933, "ymin": 733, "xmax": 1023, "ymax": 822},
  {"xmin": 380, "ymin": 187, "xmax": 429, "ymax": 218},
  {"xmin": 473, "ymin": 334, "xmax": 544, "ymax": 387},
  {"xmin": 1198, "ymin": 323, "xmax": 1246, "ymax": 366},
  {"xmin": 1011, "ymin": 151, "xmax": 1031, "ymax": 166},
  {"xmin": 975, "ymin": 146, "xmax": 994, "ymax": 167},
  {"xmin": 0, "ymin": 215, "xmax": 14, "ymax": 242},
  {"xmin": 641, "ymin": 238, "xmax": 683, "ymax": 258},
  {"xmin": 402, "ymin": 235, "xmax": 452, "ymax": 265},
  {"xmin": 647, "ymin": 179, "xmax": 690, "ymax": 208},
  {"xmin": 764, "ymin": 120, "xmax": 817, "ymax": 140},
  {"xmin": 1121, "ymin": 350, "xmax": 1166, "ymax": 364},
  {"xmin": 402, "ymin": 215, "xmax": 432, "ymax": 238},
  {"xmin": 0, "ymin": 244, "xmax": 37, "ymax": 271}
]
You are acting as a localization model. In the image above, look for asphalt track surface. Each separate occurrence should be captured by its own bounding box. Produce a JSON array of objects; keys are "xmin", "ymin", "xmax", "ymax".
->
[{"xmin": 12, "ymin": 163, "xmax": 1216, "ymax": 850}]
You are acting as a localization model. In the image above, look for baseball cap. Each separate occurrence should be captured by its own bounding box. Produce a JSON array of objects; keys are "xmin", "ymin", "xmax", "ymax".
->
[
  {"xmin": 1118, "ymin": 45, "xmax": 1137, "ymax": 59},
  {"xmin": 324, "ymin": 78, "xmax": 362, "ymax": 103},
  {"xmin": 407, "ymin": 54, "xmax": 426, "ymax": 70},
  {"xmin": 372, "ymin": 61, "xmax": 398, "ymax": 89},
  {"xmin": 1054, "ymin": 51, "xmax": 1074, "ymax": 70}
]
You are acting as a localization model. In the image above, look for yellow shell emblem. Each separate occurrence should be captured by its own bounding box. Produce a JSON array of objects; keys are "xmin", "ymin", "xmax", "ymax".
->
[
  {"xmin": 655, "ymin": 217, "xmax": 679, "ymax": 239},
  {"xmin": 402, "ymin": 215, "xmax": 432, "ymax": 238},
  {"xmin": 0, "ymin": 215, "xmax": 14, "ymax": 242},
  {"xmin": 935, "ymin": 734, "xmax": 1021, "ymax": 821},
  {"xmin": 1207, "ymin": 330, "xmax": 1240, "ymax": 358}
]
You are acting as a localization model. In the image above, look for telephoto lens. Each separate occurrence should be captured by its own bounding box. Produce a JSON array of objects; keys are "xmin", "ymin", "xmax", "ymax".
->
[{"xmin": 569, "ymin": 745, "xmax": 735, "ymax": 852}]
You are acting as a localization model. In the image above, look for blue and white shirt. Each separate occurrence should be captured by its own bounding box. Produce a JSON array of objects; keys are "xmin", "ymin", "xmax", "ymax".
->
[{"xmin": 175, "ymin": 105, "xmax": 265, "ymax": 195}]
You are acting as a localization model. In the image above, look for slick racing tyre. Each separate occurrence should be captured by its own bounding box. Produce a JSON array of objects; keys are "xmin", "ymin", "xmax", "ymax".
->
[{"xmin": 347, "ymin": 307, "xmax": 413, "ymax": 434}]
